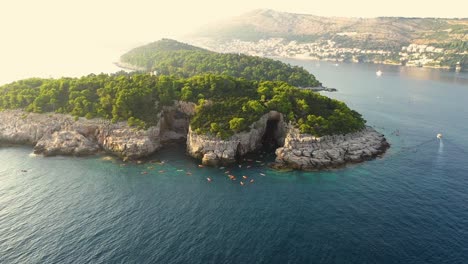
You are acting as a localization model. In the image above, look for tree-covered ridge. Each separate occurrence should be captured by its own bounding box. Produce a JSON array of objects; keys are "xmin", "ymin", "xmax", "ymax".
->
[
  {"xmin": 120, "ymin": 39, "xmax": 320, "ymax": 87},
  {"xmin": 0, "ymin": 73, "xmax": 364, "ymax": 138}
]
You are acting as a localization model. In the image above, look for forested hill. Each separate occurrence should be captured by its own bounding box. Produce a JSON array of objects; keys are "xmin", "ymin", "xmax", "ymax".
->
[
  {"xmin": 119, "ymin": 39, "xmax": 320, "ymax": 87},
  {"xmin": 0, "ymin": 73, "xmax": 364, "ymax": 138}
]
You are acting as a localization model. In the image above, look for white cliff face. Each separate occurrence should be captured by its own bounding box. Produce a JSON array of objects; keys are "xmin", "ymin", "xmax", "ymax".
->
[
  {"xmin": 98, "ymin": 123, "xmax": 161, "ymax": 160},
  {"xmin": 0, "ymin": 110, "xmax": 162, "ymax": 160},
  {"xmin": 187, "ymin": 111, "xmax": 286, "ymax": 166},
  {"xmin": 0, "ymin": 110, "xmax": 63, "ymax": 144},
  {"xmin": 34, "ymin": 131, "xmax": 99, "ymax": 156},
  {"xmin": 274, "ymin": 126, "xmax": 390, "ymax": 170}
]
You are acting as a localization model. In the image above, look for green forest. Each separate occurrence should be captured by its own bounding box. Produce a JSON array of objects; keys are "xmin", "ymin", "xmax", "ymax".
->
[
  {"xmin": 120, "ymin": 39, "xmax": 320, "ymax": 87},
  {"xmin": 0, "ymin": 73, "xmax": 365, "ymax": 138}
]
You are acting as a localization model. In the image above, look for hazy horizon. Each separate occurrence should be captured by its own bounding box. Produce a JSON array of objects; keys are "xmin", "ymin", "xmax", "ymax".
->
[{"xmin": 1, "ymin": 0, "xmax": 466, "ymax": 85}]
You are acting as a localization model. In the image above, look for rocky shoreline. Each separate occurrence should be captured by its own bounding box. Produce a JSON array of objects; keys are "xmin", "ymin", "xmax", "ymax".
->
[
  {"xmin": 0, "ymin": 110, "xmax": 162, "ymax": 160},
  {"xmin": 0, "ymin": 108, "xmax": 389, "ymax": 170},
  {"xmin": 273, "ymin": 126, "xmax": 389, "ymax": 170},
  {"xmin": 301, "ymin": 86, "xmax": 337, "ymax": 92}
]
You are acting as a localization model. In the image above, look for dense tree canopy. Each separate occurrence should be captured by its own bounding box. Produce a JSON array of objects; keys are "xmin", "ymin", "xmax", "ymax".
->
[
  {"xmin": 120, "ymin": 39, "xmax": 321, "ymax": 87},
  {"xmin": 0, "ymin": 73, "xmax": 365, "ymax": 138}
]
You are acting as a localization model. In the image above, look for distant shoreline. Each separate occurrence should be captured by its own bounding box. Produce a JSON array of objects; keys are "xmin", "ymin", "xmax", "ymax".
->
[
  {"xmin": 113, "ymin": 61, "xmax": 145, "ymax": 72},
  {"xmin": 268, "ymin": 56, "xmax": 457, "ymax": 71}
]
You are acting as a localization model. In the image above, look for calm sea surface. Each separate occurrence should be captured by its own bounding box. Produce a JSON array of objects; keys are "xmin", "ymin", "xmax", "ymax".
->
[{"xmin": 1, "ymin": 61, "xmax": 468, "ymax": 264}]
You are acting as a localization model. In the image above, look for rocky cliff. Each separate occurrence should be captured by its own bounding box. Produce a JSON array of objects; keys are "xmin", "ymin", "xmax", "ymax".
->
[
  {"xmin": 186, "ymin": 111, "xmax": 389, "ymax": 170},
  {"xmin": 274, "ymin": 126, "xmax": 389, "ymax": 170},
  {"xmin": 0, "ymin": 107, "xmax": 389, "ymax": 170},
  {"xmin": 0, "ymin": 110, "xmax": 161, "ymax": 159},
  {"xmin": 187, "ymin": 111, "xmax": 286, "ymax": 166}
]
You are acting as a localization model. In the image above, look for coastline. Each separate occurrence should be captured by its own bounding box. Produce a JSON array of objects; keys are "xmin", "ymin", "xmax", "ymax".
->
[
  {"xmin": 268, "ymin": 55, "xmax": 456, "ymax": 71},
  {"xmin": 0, "ymin": 109, "xmax": 389, "ymax": 171},
  {"xmin": 113, "ymin": 61, "xmax": 146, "ymax": 72}
]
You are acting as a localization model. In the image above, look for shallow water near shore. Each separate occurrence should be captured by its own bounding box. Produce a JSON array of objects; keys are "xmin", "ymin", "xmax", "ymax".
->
[{"xmin": 1, "ymin": 61, "xmax": 468, "ymax": 263}]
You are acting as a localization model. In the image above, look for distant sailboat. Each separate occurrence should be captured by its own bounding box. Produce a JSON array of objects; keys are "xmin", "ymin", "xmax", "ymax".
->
[{"xmin": 376, "ymin": 70, "xmax": 383, "ymax": 76}]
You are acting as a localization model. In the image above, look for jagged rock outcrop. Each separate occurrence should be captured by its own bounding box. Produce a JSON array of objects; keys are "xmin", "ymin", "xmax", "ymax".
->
[
  {"xmin": 187, "ymin": 111, "xmax": 286, "ymax": 166},
  {"xmin": 273, "ymin": 126, "xmax": 389, "ymax": 170},
  {"xmin": 0, "ymin": 110, "xmax": 162, "ymax": 159},
  {"xmin": 98, "ymin": 124, "xmax": 161, "ymax": 160},
  {"xmin": 34, "ymin": 131, "xmax": 99, "ymax": 156}
]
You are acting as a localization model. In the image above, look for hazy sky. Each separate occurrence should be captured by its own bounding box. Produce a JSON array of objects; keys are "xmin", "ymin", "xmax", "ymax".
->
[{"xmin": 0, "ymin": 0, "xmax": 466, "ymax": 84}]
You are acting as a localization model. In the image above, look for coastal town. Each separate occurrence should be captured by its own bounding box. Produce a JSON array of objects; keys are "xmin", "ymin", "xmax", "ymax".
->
[{"xmin": 194, "ymin": 38, "xmax": 466, "ymax": 71}]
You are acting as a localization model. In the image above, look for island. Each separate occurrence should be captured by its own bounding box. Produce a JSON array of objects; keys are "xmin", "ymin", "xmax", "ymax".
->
[{"xmin": 0, "ymin": 39, "xmax": 389, "ymax": 170}]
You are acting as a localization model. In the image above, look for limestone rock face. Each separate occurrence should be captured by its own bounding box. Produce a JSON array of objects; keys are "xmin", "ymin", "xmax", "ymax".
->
[
  {"xmin": 1, "ymin": 106, "xmax": 390, "ymax": 170},
  {"xmin": 186, "ymin": 111, "xmax": 286, "ymax": 165},
  {"xmin": 34, "ymin": 131, "xmax": 99, "ymax": 156},
  {"xmin": 98, "ymin": 124, "xmax": 161, "ymax": 160},
  {"xmin": 0, "ymin": 110, "xmax": 161, "ymax": 159},
  {"xmin": 0, "ymin": 110, "xmax": 63, "ymax": 145},
  {"xmin": 273, "ymin": 126, "xmax": 390, "ymax": 170}
]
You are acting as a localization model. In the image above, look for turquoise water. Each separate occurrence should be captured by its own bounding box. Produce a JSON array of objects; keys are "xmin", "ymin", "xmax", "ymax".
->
[{"xmin": 1, "ymin": 62, "xmax": 468, "ymax": 263}]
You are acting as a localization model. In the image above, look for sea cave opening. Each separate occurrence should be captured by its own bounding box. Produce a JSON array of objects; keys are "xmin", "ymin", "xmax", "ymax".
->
[
  {"xmin": 160, "ymin": 109, "xmax": 190, "ymax": 143},
  {"xmin": 262, "ymin": 119, "xmax": 280, "ymax": 151}
]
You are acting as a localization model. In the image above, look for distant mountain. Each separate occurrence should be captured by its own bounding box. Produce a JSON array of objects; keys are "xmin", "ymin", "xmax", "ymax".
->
[{"xmin": 194, "ymin": 9, "xmax": 468, "ymax": 50}]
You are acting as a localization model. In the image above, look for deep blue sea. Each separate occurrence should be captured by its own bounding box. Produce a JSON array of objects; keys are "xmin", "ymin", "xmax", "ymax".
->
[{"xmin": 1, "ymin": 61, "xmax": 468, "ymax": 264}]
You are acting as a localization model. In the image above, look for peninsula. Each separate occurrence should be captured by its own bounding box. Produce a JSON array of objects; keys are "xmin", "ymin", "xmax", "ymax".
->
[{"xmin": 0, "ymin": 39, "xmax": 389, "ymax": 170}]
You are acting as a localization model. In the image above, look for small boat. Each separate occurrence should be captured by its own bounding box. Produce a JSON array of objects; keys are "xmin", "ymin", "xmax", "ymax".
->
[
  {"xmin": 228, "ymin": 175, "xmax": 236, "ymax": 180},
  {"xmin": 246, "ymin": 165, "xmax": 251, "ymax": 169},
  {"xmin": 238, "ymin": 165, "xmax": 242, "ymax": 168},
  {"xmin": 242, "ymin": 175, "xmax": 248, "ymax": 179},
  {"xmin": 376, "ymin": 70, "xmax": 383, "ymax": 76},
  {"xmin": 207, "ymin": 177, "xmax": 212, "ymax": 182},
  {"xmin": 260, "ymin": 173, "xmax": 266, "ymax": 176},
  {"xmin": 437, "ymin": 133, "xmax": 443, "ymax": 139},
  {"xmin": 198, "ymin": 164, "xmax": 204, "ymax": 168},
  {"xmin": 158, "ymin": 170, "xmax": 165, "ymax": 173},
  {"xmin": 219, "ymin": 167, "xmax": 225, "ymax": 170},
  {"xmin": 240, "ymin": 181, "xmax": 244, "ymax": 186},
  {"xmin": 250, "ymin": 179, "xmax": 254, "ymax": 183},
  {"xmin": 141, "ymin": 171, "xmax": 148, "ymax": 175},
  {"xmin": 186, "ymin": 172, "xmax": 192, "ymax": 175}
]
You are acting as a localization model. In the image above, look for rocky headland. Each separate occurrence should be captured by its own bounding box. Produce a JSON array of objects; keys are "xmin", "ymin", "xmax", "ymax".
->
[
  {"xmin": 0, "ymin": 106, "xmax": 389, "ymax": 170},
  {"xmin": 187, "ymin": 111, "xmax": 389, "ymax": 170},
  {"xmin": 273, "ymin": 126, "xmax": 389, "ymax": 170}
]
